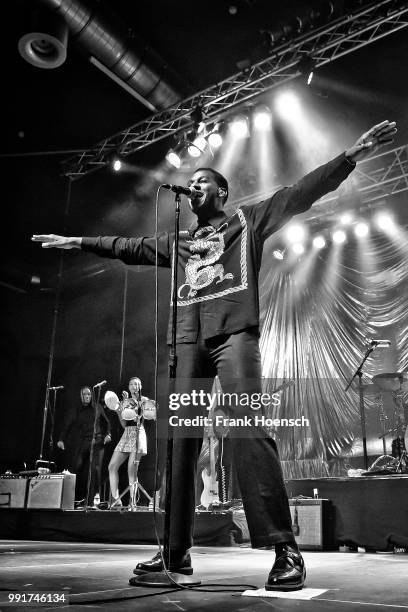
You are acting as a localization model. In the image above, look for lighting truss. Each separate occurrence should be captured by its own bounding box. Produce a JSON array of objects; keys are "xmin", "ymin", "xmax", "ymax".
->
[
  {"xmin": 62, "ymin": 1, "xmax": 408, "ymax": 179},
  {"xmin": 306, "ymin": 145, "xmax": 408, "ymax": 220},
  {"xmin": 233, "ymin": 145, "xmax": 408, "ymax": 217}
]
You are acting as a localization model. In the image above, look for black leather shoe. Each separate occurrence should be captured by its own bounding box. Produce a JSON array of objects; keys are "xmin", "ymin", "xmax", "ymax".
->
[
  {"xmin": 133, "ymin": 551, "xmax": 193, "ymax": 575},
  {"xmin": 265, "ymin": 544, "xmax": 306, "ymax": 591}
]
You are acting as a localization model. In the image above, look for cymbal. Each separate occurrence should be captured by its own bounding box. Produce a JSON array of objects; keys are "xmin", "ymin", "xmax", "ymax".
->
[{"xmin": 373, "ymin": 372, "xmax": 408, "ymax": 392}]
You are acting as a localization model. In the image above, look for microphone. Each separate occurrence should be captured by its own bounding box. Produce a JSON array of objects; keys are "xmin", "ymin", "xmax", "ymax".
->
[
  {"xmin": 370, "ymin": 339, "xmax": 391, "ymax": 348},
  {"xmin": 162, "ymin": 184, "xmax": 202, "ymax": 197},
  {"xmin": 93, "ymin": 380, "xmax": 107, "ymax": 388},
  {"xmin": 49, "ymin": 385, "xmax": 64, "ymax": 391}
]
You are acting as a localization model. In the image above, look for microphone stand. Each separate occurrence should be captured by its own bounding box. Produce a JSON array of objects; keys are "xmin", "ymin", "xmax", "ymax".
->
[
  {"xmin": 84, "ymin": 385, "xmax": 103, "ymax": 511},
  {"xmin": 36, "ymin": 386, "xmax": 61, "ymax": 472},
  {"xmin": 345, "ymin": 344, "xmax": 376, "ymax": 471},
  {"xmin": 132, "ymin": 192, "xmax": 200, "ymax": 587}
]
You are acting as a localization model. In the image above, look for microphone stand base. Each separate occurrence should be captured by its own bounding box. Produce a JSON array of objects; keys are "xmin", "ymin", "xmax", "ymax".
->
[{"xmin": 129, "ymin": 571, "xmax": 201, "ymax": 588}]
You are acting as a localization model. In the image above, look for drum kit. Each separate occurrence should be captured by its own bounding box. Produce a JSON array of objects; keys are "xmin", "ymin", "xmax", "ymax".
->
[{"xmin": 368, "ymin": 371, "xmax": 408, "ymax": 473}]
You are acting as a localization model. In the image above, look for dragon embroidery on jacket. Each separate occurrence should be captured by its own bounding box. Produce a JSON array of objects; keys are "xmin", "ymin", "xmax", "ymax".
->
[{"xmin": 178, "ymin": 229, "xmax": 234, "ymax": 299}]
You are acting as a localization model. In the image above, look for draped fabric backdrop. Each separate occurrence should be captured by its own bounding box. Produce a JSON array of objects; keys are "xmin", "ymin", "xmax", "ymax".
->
[{"xmin": 259, "ymin": 227, "xmax": 408, "ymax": 479}]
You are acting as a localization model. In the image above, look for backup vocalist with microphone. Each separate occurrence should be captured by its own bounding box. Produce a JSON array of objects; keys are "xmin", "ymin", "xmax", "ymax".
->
[{"xmin": 56, "ymin": 385, "xmax": 112, "ymax": 506}]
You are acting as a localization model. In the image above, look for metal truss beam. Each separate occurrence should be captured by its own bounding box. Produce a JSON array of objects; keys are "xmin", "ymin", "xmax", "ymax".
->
[
  {"xmin": 63, "ymin": 1, "xmax": 408, "ymax": 179},
  {"xmin": 233, "ymin": 145, "xmax": 408, "ymax": 219},
  {"xmin": 306, "ymin": 144, "xmax": 408, "ymax": 220}
]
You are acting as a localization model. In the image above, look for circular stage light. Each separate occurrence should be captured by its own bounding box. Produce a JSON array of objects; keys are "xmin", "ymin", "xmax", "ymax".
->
[{"xmin": 332, "ymin": 230, "xmax": 347, "ymax": 244}]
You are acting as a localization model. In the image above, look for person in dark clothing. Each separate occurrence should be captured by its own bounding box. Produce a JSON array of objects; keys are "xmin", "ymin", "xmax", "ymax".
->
[
  {"xmin": 57, "ymin": 386, "xmax": 112, "ymax": 505},
  {"xmin": 33, "ymin": 120, "xmax": 396, "ymax": 590}
]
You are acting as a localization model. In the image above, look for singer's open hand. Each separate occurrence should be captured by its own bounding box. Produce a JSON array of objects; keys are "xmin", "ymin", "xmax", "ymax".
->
[
  {"xmin": 31, "ymin": 234, "xmax": 82, "ymax": 249},
  {"xmin": 345, "ymin": 120, "xmax": 397, "ymax": 163}
]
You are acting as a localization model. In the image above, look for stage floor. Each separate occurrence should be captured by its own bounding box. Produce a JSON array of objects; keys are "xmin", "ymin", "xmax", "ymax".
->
[{"xmin": 1, "ymin": 541, "xmax": 407, "ymax": 611}]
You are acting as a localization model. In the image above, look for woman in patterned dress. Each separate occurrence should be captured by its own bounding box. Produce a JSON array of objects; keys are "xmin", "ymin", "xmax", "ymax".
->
[{"xmin": 108, "ymin": 377, "xmax": 148, "ymax": 507}]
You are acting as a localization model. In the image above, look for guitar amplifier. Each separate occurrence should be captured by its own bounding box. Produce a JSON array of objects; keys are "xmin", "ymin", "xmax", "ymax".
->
[
  {"xmin": 27, "ymin": 474, "xmax": 76, "ymax": 510},
  {"xmin": 0, "ymin": 475, "xmax": 29, "ymax": 508},
  {"xmin": 289, "ymin": 498, "xmax": 335, "ymax": 550}
]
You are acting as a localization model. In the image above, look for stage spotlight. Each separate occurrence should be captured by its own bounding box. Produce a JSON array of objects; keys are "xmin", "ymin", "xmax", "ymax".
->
[
  {"xmin": 375, "ymin": 212, "xmax": 395, "ymax": 231},
  {"xmin": 166, "ymin": 150, "xmax": 181, "ymax": 168},
  {"xmin": 340, "ymin": 213, "xmax": 353, "ymax": 225},
  {"xmin": 187, "ymin": 146, "xmax": 201, "ymax": 158},
  {"xmin": 297, "ymin": 55, "xmax": 315, "ymax": 86},
  {"xmin": 208, "ymin": 132, "xmax": 223, "ymax": 148},
  {"xmin": 112, "ymin": 159, "xmax": 122, "ymax": 172},
  {"xmin": 275, "ymin": 91, "xmax": 301, "ymax": 120},
  {"xmin": 109, "ymin": 152, "xmax": 123, "ymax": 172},
  {"xmin": 313, "ymin": 236, "xmax": 326, "ymax": 249},
  {"xmin": 188, "ymin": 135, "xmax": 207, "ymax": 157},
  {"xmin": 354, "ymin": 222, "xmax": 369, "ymax": 238},
  {"xmin": 292, "ymin": 243, "xmax": 305, "ymax": 255},
  {"xmin": 286, "ymin": 224, "xmax": 305, "ymax": 243},
  {"xmin": 332, "ymin": 230, "xmax": 347, "ymax": 244},
  {"xmin": 273, "ymin": 249, "xmax": 285, "ymax": 260},
  {"xmin": 254, "ymin": 106, "xmax": 272, "ymax": 130},
  {"xmin": 230, "ymin": 116, "xmax": 249, "ymax": 138}
]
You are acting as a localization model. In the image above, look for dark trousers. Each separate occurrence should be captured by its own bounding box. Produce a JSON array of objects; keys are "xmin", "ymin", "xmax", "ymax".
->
[
  {"xmin": 169, "ymin": 328, "xmax": 295, "ymax": 551},
  {"xmin": 71, "ymin": 437, "xmax": 105, "ymax": 503}
]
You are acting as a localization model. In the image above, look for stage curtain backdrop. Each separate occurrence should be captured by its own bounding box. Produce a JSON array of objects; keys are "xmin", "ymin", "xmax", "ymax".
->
[{"xmin": 259, "ymin": 230, "xmax": 408, "ymax": 478}]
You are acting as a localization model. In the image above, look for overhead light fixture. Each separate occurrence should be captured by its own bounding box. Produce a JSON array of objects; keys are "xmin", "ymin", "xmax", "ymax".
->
[
  {"xmin": 286, "ymin": 224, "xmax": 306, "ymax": 243},
  {"xmin": 375, "ymin": 212, "xmax": 395, "ymax": 231},
  {"xmin": 332, "ymin": 230, "xmax": 347, "ymax": 244},
  {"xmin": 207, "ymin": 122, "xmax": 224, "ymax": 148},
  {"xmin": 354, "ymin": 222, "xmax": 369, "ymax": 238},
  {"xmin": 208, "ymin": 132, "xmax": 223, "ymax": 148},
  {"xmin": 230, "ymin": 116, "xmax": 249, "ymax": 138},
  {"xmin": 292, "ymin": 243, "xmax": 305, "ymax": 255},
  {"xmin": 312, "ymin": 236, "xmax": 326, "ymax": 249},
  {"xmin": 297, "ymin": 55, "xmax": 316, "ymax": 86},
  {"xmin": 187, "ymin": 135, "xmax": 207, "ymax": 158},
  {"xmin": 273, "ymin": 249, "xmax": 285, "ymax": 260},
  {"xmin": 275, "ymin": 91, "xmax": 301, "ymax": 120},
  {"xmin": 191, "ymin": 105, "xmax": 204, "ymax": 129},
  {"xmin": 253, "ymin": 106, "xmax": 272, "ymax": 130},
  {"xmin": 108, "ymin": 152, "xmax": 124, "ymax": 172},
  {"xmin": 166, "ymin": 150, "xmax": 181, "ymax": 168},
  {"xmin": 340, "ymin": 213, "xmax": 353, "ymax": 225}
]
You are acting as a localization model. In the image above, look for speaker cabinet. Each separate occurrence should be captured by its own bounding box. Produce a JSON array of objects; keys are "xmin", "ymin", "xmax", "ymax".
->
[
  {"xmin": 27, "ymin": 474, "xmax": 76, "ymax": 510},
  {"xmin": 289, "ymin": 498, "xmax": 334, "ymax": 550},
  {"xmin": 0, "ymin": 475, "xmax": 29, "ymax": 508}
]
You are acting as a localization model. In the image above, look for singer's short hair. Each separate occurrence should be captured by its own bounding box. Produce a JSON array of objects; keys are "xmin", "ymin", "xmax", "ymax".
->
[
  {"xmin": 196, "ymin": 167, "xmax": 229, "ymax": 203},
  {"xmin": 129, "ymin": 376, "xmax": 142, "ymax": 387}
]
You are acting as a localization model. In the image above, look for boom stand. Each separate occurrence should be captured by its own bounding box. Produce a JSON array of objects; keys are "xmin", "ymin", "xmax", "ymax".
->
[
  {"xmin": 345, "ymin": 344, "xmax": 376, "ymax": 471},
  {"xmin": 131, "ymin": 192, "xmax": 200, "ymax": 587},
  {"xmin": 36, "ymin": 386, "xmax": 60, "ymax": 472}
]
